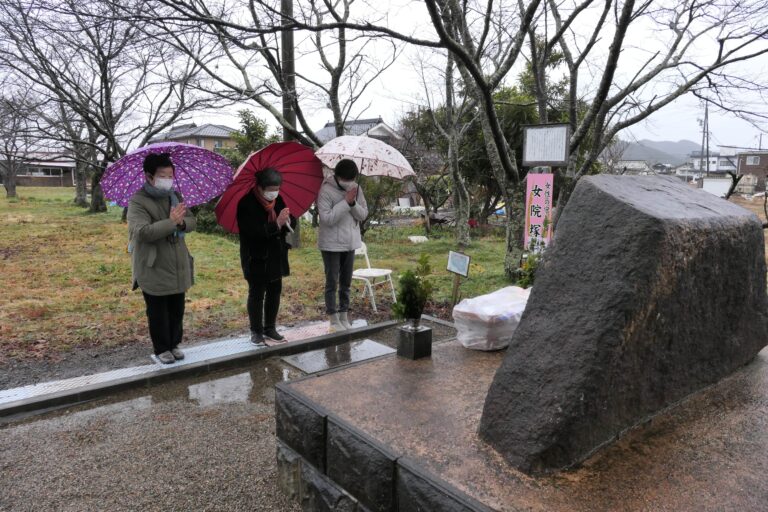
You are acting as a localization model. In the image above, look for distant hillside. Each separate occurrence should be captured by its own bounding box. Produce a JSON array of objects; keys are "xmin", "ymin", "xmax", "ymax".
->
[{"xmin": 621, "ymin": 139, "xmax": 700, "ymax": 165}]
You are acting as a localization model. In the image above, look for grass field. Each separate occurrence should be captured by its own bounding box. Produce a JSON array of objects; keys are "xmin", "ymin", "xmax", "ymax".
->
[{"xmin": 0, "ymin": 187, "xmax": 509, "ymax": 361}]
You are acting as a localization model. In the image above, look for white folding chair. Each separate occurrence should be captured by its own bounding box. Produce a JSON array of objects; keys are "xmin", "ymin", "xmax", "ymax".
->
[{"xmin": 352, "ymin": 242, "xmax": 397, "ymax": 312}]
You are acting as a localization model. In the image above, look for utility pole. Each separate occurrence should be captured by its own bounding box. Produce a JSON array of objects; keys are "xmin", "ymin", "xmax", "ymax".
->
[
  {"xmin": 704, "ymin": 103, "xmax": 710, "ymax": 178},
  {"xmin": 698, "ymin": 113, "xmax": 706, "ymax": 179},
  {"xmin": 281, "ymin": 0, "xmax": 296, "ymax": 142},
  {"xmin": 281, "ymin": 0, "xmax": 301, "ymax": 247}
]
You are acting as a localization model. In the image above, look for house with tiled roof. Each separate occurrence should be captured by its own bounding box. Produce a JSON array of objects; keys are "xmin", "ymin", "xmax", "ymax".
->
[
  {"xmin": 314, "ymin": 117, "xmax": 401, "ymax": 144},
  {"xmin": 149, "ymin": 123, "xmax": 238, "ymax": 152}
]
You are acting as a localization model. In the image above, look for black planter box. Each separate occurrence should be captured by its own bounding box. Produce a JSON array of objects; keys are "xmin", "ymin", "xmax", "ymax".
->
[{"xmin": 397, "ymin": 325, "xmax": 433, "ymax": 360}]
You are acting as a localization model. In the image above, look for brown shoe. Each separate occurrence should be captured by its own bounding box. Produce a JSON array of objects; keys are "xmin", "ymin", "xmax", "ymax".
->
[{"xmin": 171, "ymin": 347, "xmax": 185, "ymax": 360}]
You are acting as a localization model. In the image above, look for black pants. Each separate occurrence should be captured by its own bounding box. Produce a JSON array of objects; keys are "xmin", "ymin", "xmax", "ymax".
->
[
  {"xmin": 142, "ymin": 292, "xmax": 185, "ymax": 355},
  {"xmin": 321, "ymin": 250, "xmax": 355, "ymax": 314},
  {"xmin": 247, "ymin": 278, "xmax": 282, "ymax": 333}
]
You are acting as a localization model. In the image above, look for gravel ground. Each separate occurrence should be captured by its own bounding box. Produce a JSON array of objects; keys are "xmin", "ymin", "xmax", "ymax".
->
[{"xmin": 0, "ymin": 359, "xmax": 303, "ymax": 512}]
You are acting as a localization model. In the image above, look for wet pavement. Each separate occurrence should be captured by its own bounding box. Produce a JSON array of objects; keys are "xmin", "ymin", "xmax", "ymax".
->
[
  {"xmin": 290, "ymin": 342, "xmax": 768, "ymax": 511},
  {"xmin": 0, "ymin": 320, "xmax": 384, "ymax": 419},
  {"xmin": 0, "ymin": 322, "xmax": 452, "ymax": 512},
  {"xmin": 282, "ymin": 339, "xmax": 395, "ymax": 374}
]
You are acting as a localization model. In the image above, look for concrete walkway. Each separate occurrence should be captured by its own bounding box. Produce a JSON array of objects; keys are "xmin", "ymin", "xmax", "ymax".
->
[{"xmin": 0, "ymin": 319, "xmax": 395, "ymax": 421}]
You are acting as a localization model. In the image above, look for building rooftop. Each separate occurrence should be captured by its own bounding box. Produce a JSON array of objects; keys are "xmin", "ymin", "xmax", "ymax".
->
[
  {"xmin": 150, "ymin": 123, "xmax": 238, "ymax": 142},
  {"xmin": 314, "ymin": 117, "xmax": 400, "ymax": 144}
]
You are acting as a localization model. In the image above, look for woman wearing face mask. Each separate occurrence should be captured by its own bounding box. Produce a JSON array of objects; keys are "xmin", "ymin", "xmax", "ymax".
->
[
  {"xmin": 127, "ymin": 153, "xmax": 196, "ymax": 364},
  {"xmin": 317, "ymin": 159, "xmax": 368, "ymax": 332},
  {"xmin": 237, "ymin": 168, "xmax": 296, "ymax": 346}
]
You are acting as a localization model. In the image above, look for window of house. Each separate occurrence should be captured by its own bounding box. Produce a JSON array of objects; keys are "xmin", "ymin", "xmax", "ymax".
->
[
  {"xmin": 196, "ymin": 138, "xmax": 203, "ymax": 147},
  {"xmin": 214, "ymin": 140, "xmax": 223, "ymax": 148},
  {"xmin": 746, "ymin": 156, "xmax": 760, "ymax": 166}
]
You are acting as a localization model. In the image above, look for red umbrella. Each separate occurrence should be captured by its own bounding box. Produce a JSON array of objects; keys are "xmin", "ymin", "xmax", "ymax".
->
[{"xmin": 215, "ymin": 141, "xmax": 323, "ymax": 234}]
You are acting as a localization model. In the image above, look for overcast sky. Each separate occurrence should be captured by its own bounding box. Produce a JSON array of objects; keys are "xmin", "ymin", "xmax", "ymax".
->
[{"xmin": 193, "ymin": 0, "xmax": 768, "ymax": 151}]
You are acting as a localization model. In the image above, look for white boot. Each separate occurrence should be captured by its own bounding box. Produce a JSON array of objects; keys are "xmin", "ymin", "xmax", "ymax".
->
[
  {"xmin": 338, "ymin": 312, "xmax": 353, "ymax": 330},
  {"xmin": 328, "ymin": 313, "xmax": 346, "ymax": 332}
]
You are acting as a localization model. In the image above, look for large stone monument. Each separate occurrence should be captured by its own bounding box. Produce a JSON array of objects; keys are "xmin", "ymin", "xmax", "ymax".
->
[{"xmin": 480, "ymin": 175, "xmax": 768, "ymax": 474}]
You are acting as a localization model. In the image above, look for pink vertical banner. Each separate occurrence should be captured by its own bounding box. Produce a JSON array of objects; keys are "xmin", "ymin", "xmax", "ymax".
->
[{"xmin": 524, "ymin": 173, "xmax": 554, "ymax": 249}]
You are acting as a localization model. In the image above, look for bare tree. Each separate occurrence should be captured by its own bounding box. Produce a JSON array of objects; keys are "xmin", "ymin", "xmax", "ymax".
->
[
  {"xmin": 599, "ymin": 138, "xmax": 630, "ymax": 174},
  {"xmin": 434, "ymin": 52, "xmax": 475, "ymax": 247},
  {"xmin": 0, "ymin": 0, "xmax": 217, "ymax": 212},
  {"xmin": 119, "ymin": 0, "xmax": 401, "ymax": 146},
  {"xmin": 300, "ymin": 0, "xmax": 400, "ymax": 139},
  {"xmin": 0, "ymin": 90, "xmax": 34, "ymax": 198},
  {"xmin": 421, "ymin": 0, "xmax": 544, "ymax": 274},
  {"xmin": 531, "ymin": 0, "xmax": 768, "ymax": 224},
  {"xmin": 396, "ymin": 111, "xmax": 452, "ymax": 234}
]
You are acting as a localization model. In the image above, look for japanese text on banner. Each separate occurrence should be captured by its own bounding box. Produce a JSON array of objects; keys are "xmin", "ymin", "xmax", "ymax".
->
[{"xmin": 524, "ymin": 173, "xmax": 554, "ymax": 249}]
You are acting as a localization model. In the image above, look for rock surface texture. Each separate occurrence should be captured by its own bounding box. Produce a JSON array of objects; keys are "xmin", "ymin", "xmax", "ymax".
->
[{"xmin": 479, "ymin": 175, "xmax": 768, "ymax": 474}]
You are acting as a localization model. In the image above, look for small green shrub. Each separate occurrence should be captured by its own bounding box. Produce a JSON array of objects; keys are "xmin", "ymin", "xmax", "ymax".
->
[
  {"xmin": 515, "ymin": 252, "xmax": 540, "ymax": 288},
  {"xmin": 392, "ymin": 254, "xmax": 434, "ymax": 321},
  {"xmin": 192, "ymin": 200, "xmax": 227, "ymax": 235}
]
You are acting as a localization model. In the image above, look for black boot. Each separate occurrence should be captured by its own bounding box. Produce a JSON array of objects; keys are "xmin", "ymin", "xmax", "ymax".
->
[
  {"xmin": 250, "ymin": 331, "xmax": 266, "ymax": 347},
  {"xmin": 264, "ymin": 327, "xmax": 285, "ymax": 342}
]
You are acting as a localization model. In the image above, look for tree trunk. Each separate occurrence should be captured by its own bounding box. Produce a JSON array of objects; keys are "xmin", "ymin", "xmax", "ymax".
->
[
  {"xmin": 73, "ymin": 160, "xmax": 89, "ymax": 208},
  {"xmin": 89, "ymin": 165, "xmax": 107, "ymax": 213},
  {"xmin": 288, "ymin": 216, "xmax": 302, "ymax": 248},
  {"xmin": 422, "ymin": 195, "xmax": 432, "ymax": 235},
  {"xmin": 449, "ymin": 136, "xmax": 470, "ymax": 247},
  {"xmin": 311, "ymin": 206, "xmax": 319, "ymax": 227},
  {"xmin": 552, "ymin": 154, "xmax": 579, "ymax": 230},
  {"xmin": 473, "ymin": 108, "xmax": 520, "ymax": 278},
  {"xmin": 3, "ymin": 168, "xmax": 17, "ymax": 198}
]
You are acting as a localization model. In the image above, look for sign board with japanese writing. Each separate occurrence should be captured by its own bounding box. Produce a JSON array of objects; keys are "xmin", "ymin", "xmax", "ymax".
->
[
  {"xmin": 522, "ymin": 124, "xmax": 570, "ymax": 166},
  {"xmin": 524, "ymin": 173, "xmax": 554, "ymax": 249},
  {"xmin": 447, "ymin": 251, "xmax": 471, "ymax": 277}
]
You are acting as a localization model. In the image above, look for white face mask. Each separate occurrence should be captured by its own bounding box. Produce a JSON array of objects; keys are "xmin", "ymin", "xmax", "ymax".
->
[
  {"xmin": 337, "ymin": 180, "xmax": 355, "ymax": 190},
  {"xmin": 262, "ymin": 190, "xmax": 279, "ymax": 201},
  {"xmin": 154, "ymin": 177, "xmax": 174, "ymax": 191}
]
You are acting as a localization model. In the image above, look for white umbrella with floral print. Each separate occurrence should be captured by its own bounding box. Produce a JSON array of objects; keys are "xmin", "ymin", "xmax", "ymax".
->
[{"xmin": 315, "ymin": 135, "xmax": 415, "ymax": 180}]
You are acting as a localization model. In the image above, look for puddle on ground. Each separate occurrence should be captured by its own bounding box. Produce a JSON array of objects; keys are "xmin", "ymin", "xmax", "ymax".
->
[
  {"xmin": 282, "ymin": 339, "xmax": 396, "ymax": 374},
  {"xmin": 2, "ymin": 358, "xmax": 304, "ymax": 428}
]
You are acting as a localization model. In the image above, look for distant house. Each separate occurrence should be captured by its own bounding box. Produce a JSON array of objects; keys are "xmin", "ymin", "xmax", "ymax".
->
[
  {"xmin": 149, "ymin": 123, "xmax": 238, "ymax": 152},
  {"xmin": 5, "ymin": 151, "xmax": 76, "ymax": 187},
  {"xmin": 674, "ymin": 162, "xmax": 701, "ymax": 182},
  {"xmin": 315, "ymin": 117, "xmax": 401, "ymax": 145},
  {"xmin": 652, "ymin": 163, "xmax": 673, "ymax": 174},
  {"xmin": 617, "ymin": 160, "xmax": 654, "ymax": 175},
  {"xmin": 735, "ymin": 173, "xmax": 759, "ymax": 195},
  {"xmin": 736, "ymin": 150, "xmax": 768, "ymax": 191},
  {"xmin": 687, "ymin": 150, "xmax": 737, "ymax": 174}
]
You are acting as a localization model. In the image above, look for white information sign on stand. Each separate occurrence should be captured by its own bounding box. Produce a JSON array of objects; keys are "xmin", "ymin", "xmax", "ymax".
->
[
  {"xmin": 523, "ymin": 124, "xmax": 570, "ymax": 167},
  {"xmin": 447, "ymin": 251, "xmax": 471, "ymax": 278}
]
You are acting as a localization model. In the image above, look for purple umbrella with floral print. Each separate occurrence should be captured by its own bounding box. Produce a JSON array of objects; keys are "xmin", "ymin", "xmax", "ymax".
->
[{"xmin": 101, "ymin": 142, "xmax": 235, "ymax": 207}]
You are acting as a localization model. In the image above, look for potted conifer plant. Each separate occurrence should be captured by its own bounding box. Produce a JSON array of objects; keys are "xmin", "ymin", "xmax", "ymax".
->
[{"xmin": 393, "ymin": 254, "xmax": 434, "ymax": 359}]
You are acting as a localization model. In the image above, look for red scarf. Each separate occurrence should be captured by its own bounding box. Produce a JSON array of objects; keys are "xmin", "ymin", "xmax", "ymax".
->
[{"xmin": 254, "ymin": 188, "xmax": 277, "ymax": 223}]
